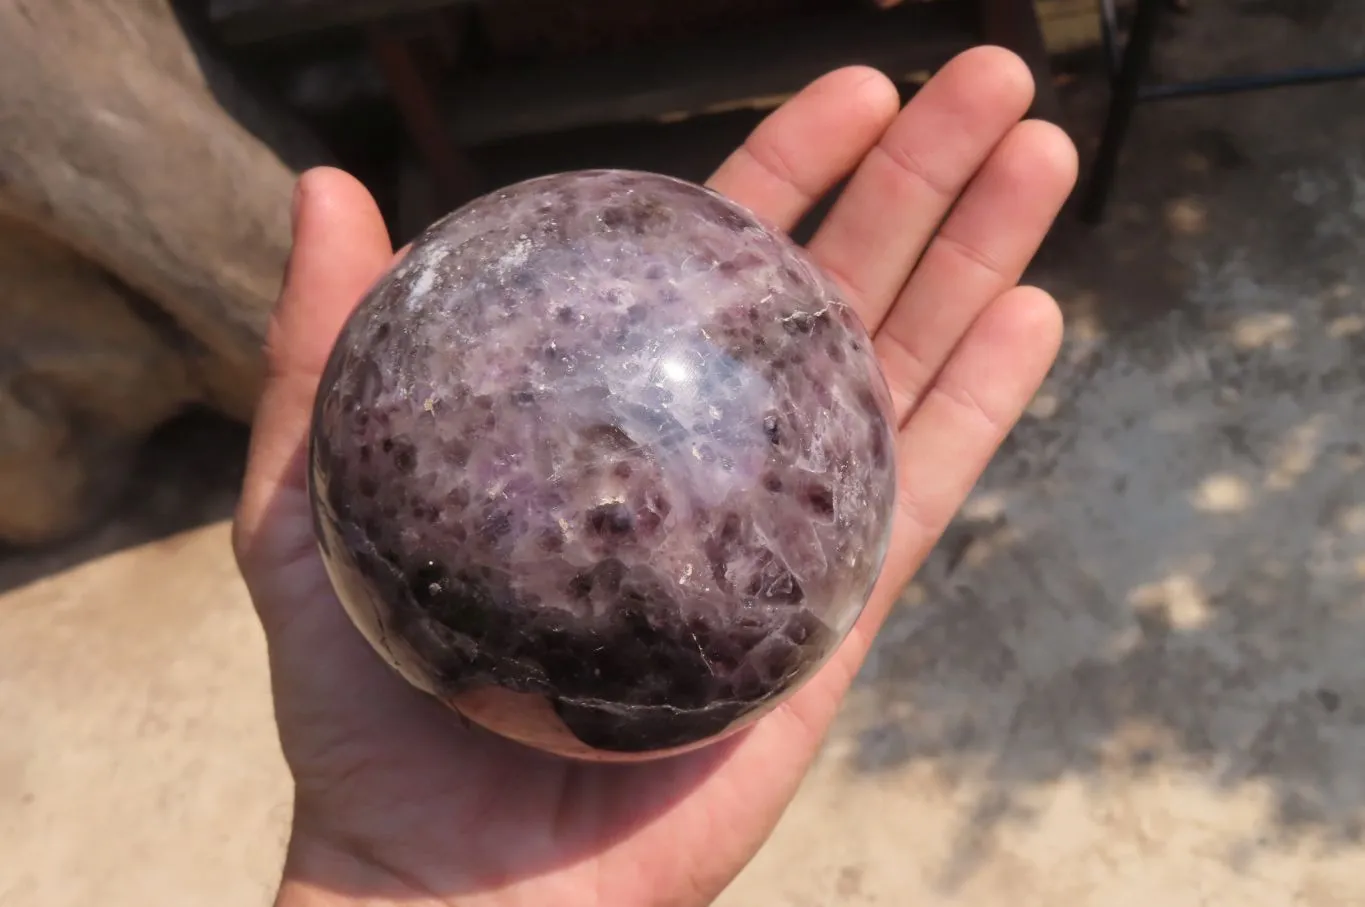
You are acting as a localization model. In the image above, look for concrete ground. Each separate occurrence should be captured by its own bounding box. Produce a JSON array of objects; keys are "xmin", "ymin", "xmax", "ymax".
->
[{"xmin": 5, "ymin": 2, "xmax": 1365, "ymax": 904}]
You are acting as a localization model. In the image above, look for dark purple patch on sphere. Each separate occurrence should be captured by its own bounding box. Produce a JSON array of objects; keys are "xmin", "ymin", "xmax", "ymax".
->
[{"xmin": 309, "ymin": 169, "xmax": 897, "ymax": 760}]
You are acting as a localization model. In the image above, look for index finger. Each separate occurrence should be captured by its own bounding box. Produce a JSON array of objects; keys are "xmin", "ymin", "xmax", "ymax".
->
[{"xmin": 707, "ymin": 66, "xmax": 900, "ymax": 233}]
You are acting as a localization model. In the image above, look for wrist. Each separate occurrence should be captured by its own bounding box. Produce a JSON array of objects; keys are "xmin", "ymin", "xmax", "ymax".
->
[{"xmin": 274, "ymin": 831, "xmax": 450, "ymax": 907}]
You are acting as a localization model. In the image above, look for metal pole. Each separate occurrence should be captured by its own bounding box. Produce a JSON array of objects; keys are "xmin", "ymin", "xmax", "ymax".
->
[{"xmin": 1079, "ymin": 0, "xmax": 1164, "ymax": 224}]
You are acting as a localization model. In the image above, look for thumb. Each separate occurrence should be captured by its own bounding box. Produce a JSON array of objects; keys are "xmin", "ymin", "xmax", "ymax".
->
[{"xmin": 234, "ymin": 167, "xmax": 393, "ymax": 576}]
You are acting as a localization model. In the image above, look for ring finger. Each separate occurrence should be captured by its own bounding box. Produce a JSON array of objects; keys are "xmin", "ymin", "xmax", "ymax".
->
[{"xmin": 804, "ymin": 46, "xmax": 1037, "ymax": 326}]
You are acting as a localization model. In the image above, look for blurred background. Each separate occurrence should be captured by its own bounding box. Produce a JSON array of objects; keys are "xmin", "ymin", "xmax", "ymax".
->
[{"xmin": 2, "ymin": 1, "xmax": 1364, "ymax": 904}]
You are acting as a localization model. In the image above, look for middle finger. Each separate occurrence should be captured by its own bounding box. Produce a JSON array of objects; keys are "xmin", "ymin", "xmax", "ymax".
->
[{"xmin": 805, "ymin": 46, "xmax": 1035, "ymax": 327}]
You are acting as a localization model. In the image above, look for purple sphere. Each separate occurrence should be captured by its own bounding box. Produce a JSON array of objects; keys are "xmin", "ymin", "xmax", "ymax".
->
[{"xmin": 308, "ymin": 170, "xmax": 896, "ymax": 760}]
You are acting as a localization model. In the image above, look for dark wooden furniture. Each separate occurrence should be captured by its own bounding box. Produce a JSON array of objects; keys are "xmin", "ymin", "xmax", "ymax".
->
[{"xmin": 206, "ymin": 0, "xmax": 1061, "ymax": 208}]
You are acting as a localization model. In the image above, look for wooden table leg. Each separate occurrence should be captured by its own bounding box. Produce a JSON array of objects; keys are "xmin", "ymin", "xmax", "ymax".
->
[{"xmin": 367, "ymin": 20, "xmax": 482, "ymax": 211}]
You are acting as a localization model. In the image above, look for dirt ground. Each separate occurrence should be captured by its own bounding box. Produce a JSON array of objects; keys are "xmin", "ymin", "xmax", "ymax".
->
[{"xmin": 5, "ymin": 2, "xmax": 1365, "ymax": 904}]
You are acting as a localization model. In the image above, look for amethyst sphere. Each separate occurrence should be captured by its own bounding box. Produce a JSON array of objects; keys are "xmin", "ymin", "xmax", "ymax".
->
[{"xmin": 308, "ymin": 169, "xmax": 896, "ymax": 760}]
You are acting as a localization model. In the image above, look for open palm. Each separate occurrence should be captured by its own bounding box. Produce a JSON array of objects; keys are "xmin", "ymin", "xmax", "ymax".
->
[{"xmin": 232, "ymin": 47, "xmax": 1077, "ymax": 907}]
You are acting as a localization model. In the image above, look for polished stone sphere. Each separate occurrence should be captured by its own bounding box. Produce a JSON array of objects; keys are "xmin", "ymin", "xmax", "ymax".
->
[{"xmin": 308, "ymin": 169, "xmax": 897, "ymax": 760}]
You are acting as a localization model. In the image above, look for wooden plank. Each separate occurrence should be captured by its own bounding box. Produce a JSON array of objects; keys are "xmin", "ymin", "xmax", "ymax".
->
[
  {"xmin": 209, "ymin": 0, "xmax": 470, "ymax": 44},
  {"xmin": 211, "ymin": 0, "xmax": 1102, "ymax": 53},
  {"xmin": 441, "ymin": 2, "xmax": 976, "ymax": 146}
]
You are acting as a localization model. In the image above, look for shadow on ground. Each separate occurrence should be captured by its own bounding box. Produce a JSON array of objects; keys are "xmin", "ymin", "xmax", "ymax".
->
[
  {"xmin": 841, "ymin": 0, "xmax": 1365, "ymax": 891},
  {"xmin": 0, "ymin": 410, "xmax": 247, "ymax": 597}
]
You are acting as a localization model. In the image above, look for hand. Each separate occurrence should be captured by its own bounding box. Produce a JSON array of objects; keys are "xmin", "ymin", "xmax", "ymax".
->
[{"xmin": 233, "ymin": 46, "xmax": 1077, "ymax": 907}]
